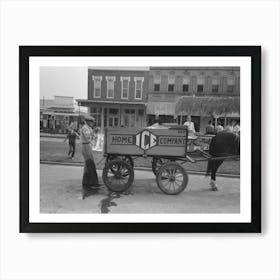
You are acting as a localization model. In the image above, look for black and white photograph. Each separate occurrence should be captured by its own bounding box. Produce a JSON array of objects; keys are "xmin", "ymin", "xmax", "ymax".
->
[
  {"xmin": 20, "ymin": 46, "xmax": 260, "ymax": 232},
  {"xmin": 40, "ymin": 66, "xmax": 241, "ymax": 214}
]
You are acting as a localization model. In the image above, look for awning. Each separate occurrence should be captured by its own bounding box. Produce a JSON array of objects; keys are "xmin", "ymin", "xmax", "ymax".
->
[
  {"xmin": 175, "ymin": 96, "xmax": 240, "ymax": 117},
  {"xmin": 146, "ymin": 102, "xmax": 176, "ymax": 116},
  {"xmin": 76, "ymin": 99, "xmax": 146, "ymax": 106}
]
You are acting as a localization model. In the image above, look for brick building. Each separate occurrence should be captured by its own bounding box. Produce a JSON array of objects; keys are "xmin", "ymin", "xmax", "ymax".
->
[
  {"xmin": 147, "ymin": 67, "xmax": 240, "ymax": 132},
  {"xmin": 77, "ymin": 67, "xmax": 149, "ymax": 132}
]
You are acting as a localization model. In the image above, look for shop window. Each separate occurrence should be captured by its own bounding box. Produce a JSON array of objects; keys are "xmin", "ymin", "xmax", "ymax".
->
[
  {"xmin": 138, "ymin": 109, "xmax": 144, "ymax": 116},
  {"xmin": 109, "ymin": 108, "xmax": 119, "ymax": 115},
  {"xmin": 109, "ymin": 118, "xmax": 113, "ymax": 127},
  {"xmin": 125, "ymin": 109, "xmax": 135, "ymax": 114}
]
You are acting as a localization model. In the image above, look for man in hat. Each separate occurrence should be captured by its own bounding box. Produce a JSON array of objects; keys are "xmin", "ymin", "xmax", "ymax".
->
[{"xmin": 80, "ymin": 115, "xmax": 100, "ymax": 192}]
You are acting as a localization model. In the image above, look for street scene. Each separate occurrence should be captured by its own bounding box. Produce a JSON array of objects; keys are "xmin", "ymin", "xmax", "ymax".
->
[{"xmin": 40, "ymin": 66, "xmax": 240, "ymax": 214}]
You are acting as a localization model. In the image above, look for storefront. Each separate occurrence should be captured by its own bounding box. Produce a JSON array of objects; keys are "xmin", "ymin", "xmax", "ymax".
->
[
  {"xmin": 41, "ymin": 112, "xmax": 79, "ymax": 134},
  {"xmin": 146, "ymin": 101, "xmax": 177, "ymax": 126},
  {"xmin": 78, "ymin": 100, "xmax": 147, "ymax": 132}
]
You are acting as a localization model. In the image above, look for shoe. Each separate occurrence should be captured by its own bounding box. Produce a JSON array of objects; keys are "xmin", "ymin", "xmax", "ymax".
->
[
  {"xmin": 83, "ymin": 184, "xmax": 101, "ymax": 191},
  {"xmin": 91, "ymin": 183, "xmax": 103, "ymax": 188}
]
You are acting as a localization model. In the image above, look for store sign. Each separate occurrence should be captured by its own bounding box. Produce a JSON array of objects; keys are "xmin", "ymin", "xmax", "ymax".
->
[{"xmin": 111, "ymin": 129, "xmax": 186, "ymax": 151}]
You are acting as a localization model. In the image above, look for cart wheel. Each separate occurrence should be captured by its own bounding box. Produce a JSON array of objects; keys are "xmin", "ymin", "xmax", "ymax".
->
[
  {"xmin": 106, "ymin": 155, "xmax": 134, "ymax": 167},
  {"xmin": 152, "ymin": 157, "xmax": 170, "ymax": 175},
  {"xmin": 156, "ymin": 162, "xmax": 188, "ymax": 195},
  {"xmin": 102, "ymin": 159, "xmax": 134, "ymax": 193}
]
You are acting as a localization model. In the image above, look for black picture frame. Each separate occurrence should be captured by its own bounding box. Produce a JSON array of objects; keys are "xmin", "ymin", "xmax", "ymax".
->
[{"xmin": 20, "ymin": 46, "xmax": 261, "ymax": 233}]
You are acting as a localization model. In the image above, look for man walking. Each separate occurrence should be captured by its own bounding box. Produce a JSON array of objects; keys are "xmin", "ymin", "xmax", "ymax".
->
[{"xmin": 64, "ymin": 128, "xmax": 78, "ymax": 159}]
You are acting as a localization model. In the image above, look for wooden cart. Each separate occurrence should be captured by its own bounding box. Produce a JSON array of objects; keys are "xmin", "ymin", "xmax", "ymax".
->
[{"xmin": 102, "ymin": 126, "xmax": 226, "ymax": 195}]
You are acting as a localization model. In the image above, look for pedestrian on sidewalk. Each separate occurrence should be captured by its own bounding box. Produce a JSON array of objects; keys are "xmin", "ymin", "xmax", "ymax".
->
[
  {"xmin": 80, "ymin": 115, "xmax": 100, "ymax": 191},
  {"xmin": 64, "ymin": 128, "xmax": 78, "ymax": 159}
]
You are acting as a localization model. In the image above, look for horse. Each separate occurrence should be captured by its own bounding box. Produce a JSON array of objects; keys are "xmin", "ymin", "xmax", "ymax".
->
[{"xmin": 206, "ymin": 132, "xmax": 240, "ymax": 191}]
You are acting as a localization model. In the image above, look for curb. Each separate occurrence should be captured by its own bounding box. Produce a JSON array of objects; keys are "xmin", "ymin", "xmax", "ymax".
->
[
  {"xmin": 40, "ymin": 135, "xmax": 65, "ymax": 139},
  {"xmin": 40, "ymin": 161, "xmax": 240, "ymax": 179}
]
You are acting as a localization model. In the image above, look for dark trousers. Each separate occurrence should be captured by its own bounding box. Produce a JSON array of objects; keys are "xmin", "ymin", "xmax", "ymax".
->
[
  {"xmin": 68, "ymin": 142, "xmax": 75, "ymax": 157},
  {"xmin": 82, "ymin": 143, "xmax": 99, "ymax": 187},
  {"xmin": 82, "ymin": 159, "xmax": 99, "ymax": 187}
]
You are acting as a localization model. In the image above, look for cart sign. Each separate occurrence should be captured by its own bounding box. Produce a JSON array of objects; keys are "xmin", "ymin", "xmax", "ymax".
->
[
  {"xmin": 106, "ymin": 127, "xmax": 188, "ymax": 156},
  {"xmin": 135, "ymin": 130, "xmax": 157, "ymax": 150}
]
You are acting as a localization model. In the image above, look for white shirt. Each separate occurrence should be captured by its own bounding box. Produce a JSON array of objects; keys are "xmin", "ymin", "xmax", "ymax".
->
[
  {"xmin": 216, "ymin": 125, "xmax": 224, "ymax": 133},
  {"xmin": 80, "ymin": 124, "xmax": 93, "ymax": 143},
  {"xmin": 233, "ymin": 125, "xmax": 240, "ymax": 134},
  {"xmin": 183, "ymin": 121, "xmax": 196, "ymax": 134}
]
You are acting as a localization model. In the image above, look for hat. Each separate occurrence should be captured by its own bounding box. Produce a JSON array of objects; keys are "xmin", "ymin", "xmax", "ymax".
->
[{"xmin": 84, "ymin": 115, "xmax": 95, "ymax": 122}]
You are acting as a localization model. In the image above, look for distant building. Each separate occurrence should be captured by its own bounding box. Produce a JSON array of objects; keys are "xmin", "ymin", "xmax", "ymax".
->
[
  {"xmin": 77, "ymin": 68, "xmax": 149, "ymax": 132},
  {"xmin": 40, "ymin": 96, "xmax": 86, "ymax": 133},
  {"xmin": 147, "ymin": 67, "xmax": 240, "ymax": 131}
]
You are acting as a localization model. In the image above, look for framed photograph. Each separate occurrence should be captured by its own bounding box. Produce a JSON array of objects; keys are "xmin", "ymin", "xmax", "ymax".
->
[{"xmin": 20, "ymin": 46, "xmax": 261, "ymax": 233}]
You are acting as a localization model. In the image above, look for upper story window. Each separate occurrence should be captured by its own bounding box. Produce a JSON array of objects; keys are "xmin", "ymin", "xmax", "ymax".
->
[
  {"xmin": 182, "ymin": 75, "xmax": 190, "ymax": 92},
  {"xmin": 92, "ymin": 76, "xmax": 102, "ymax": 98},
  {"xmin": 227, "ymin": 76, "xmax": 235, "ymax": 93},
  {"xmin": 197, "ymin": 76, "xmax": 205, "ymax": 92},
  {"xmin": 134, "ymin": 77, "xmax": 144, "ymax": 100},
  {"xmin": 212, "ymin": 77, "xmax": 219, "ymax": 93},
  {"xmin": 154, "ymin": 73, "xmax": 161, "ymax": 91},
  {"xmin": 121, "ymin": 77, "xmax": 130, "ymax": 99},
  {"xmin": 168, "ymin": 74, "xmax": 175, "ymax": 92},
  {"xmin": 106, "ymin": 76, "xmax": 115, "ymax": 99}
]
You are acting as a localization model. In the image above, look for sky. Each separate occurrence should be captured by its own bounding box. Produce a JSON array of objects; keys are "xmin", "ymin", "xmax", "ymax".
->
[
  {"xmin": 40, "ymin": 67, "xmax": 87, "ymax": 100},
  {"xmin": 40, "ymin": 67, "xmax": 149, "ymax": 100}
]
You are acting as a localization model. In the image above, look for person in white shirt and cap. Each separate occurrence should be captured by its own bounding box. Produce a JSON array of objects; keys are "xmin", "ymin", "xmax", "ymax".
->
[
  {"xmin": 183, "ymin": 115, "xmax": 196, "ymax": 136},
  {"xmin": 215, "ymin": 121, "xmax": 224, "ymax": 134}
]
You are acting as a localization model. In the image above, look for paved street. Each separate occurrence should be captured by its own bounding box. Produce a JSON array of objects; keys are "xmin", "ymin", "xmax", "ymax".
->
[{"xmin": 40, "ymin": 163, "xmax": 240, "ymax": 213}]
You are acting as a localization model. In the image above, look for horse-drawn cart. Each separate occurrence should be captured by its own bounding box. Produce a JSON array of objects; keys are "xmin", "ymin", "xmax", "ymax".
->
[{"xmin": 101, "ymin": 125, "xmax": 228, "ymax": 195}]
